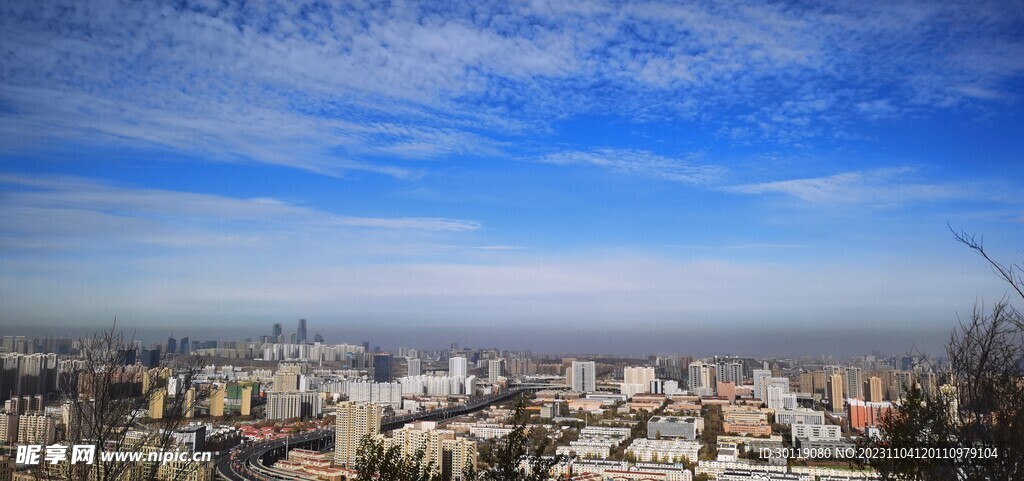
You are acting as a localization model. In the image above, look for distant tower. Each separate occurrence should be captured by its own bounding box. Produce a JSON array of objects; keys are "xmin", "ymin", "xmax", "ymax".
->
[
  {"xmin": 179, "ymin": 337, "xmax": 189, "ymax": 355},
  {"xmin": 166, "ymin": 337, "xmax": 177, "ymax": 354},
  {"xmin": 313, "ymin": 333, "xmax": 324, "ymax": 343},
  {"xmin": 272, "ymin": 323, "xmax": 283, "ymax": 343},
  {"xmin": 571, "ymin": 361, "xmax": 596, "ymax": 392},
  {"xmin": 373, "ymin": 353, "xmax": 393, "ymax": 382},
  {"xmin": 297, "ymin": 319, "xmax": 308, "ymax": 343}
]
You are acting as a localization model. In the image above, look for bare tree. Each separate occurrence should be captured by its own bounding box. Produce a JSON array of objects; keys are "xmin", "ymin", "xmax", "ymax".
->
[
  {"xmin": 872, "ymin": 230, "xmax": 1024, "ymax": 480},
  {"xmin": 31, "ymin": 322, "xmax": 209, "ymax": 481}
]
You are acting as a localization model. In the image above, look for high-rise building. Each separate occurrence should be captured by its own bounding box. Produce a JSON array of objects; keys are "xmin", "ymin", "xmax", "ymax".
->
[
  {"xmin": 688, "ymin": 361, "xmax": 715, "ymax": 395},
  {"xmin": 865, "ymin": 376, "xmax": 884, "ymax": 402},
  {"xmin": 166, "ymin": 337, "xmax": 177, "ymax": 355},
  {"xmin": 487, "ymin": 359, "xmax": 504, "ymax": 383},
  {"xmin": 449, "ymin": 357, "xmax": 468, "ymax": 379},
  {"xmin": 752, "ymin": 369, "xmax": 771, "ymax": 401},
  {"xmin": 334, "ymin": 402, "xmax": 382, "ymax": 467},
  {"xmin": 571, "ymin": 361, "xmax": 596, "ymax": 393},
  {"xmin": 149, "ymin": 389, "xmax": 165, "ymax": 420},
  {"xmin": 844, "ymin": 367, "xmax": 864, "ymax": 400},
  {"xmin": 209, "ymin": 388, "xmax": 226, "ymax": 417},
  {"xmin": 624, "ymin": 367, "xmax": 656, "ymax": 389},
  {"xmin": 16, "ymin": 414, "xmax": 54, "ymax": 445},
  {"xmin": 0, "ymin": 412, "xmax": 17, "ymax": 444},
  {"xmin": 828, "ymin": 374, "xmax": 844, "ymax": 413},
  {"xmin": 373, "ymin": 353, "xmax": 393, "ymax": 383},
  {"xmin": 716, "ymin": 361, "xmax": 743, "ymax": 384},
  {"xmin": 241, "ymin": 385, "xmax": 253, "ymax": 416},
  {"xmin": 273, "ymin": 371, "xmax": 299, "ymax": 392},
  {"xmin": 179, "ymin": 337, "xmax": 190, "ymax": 355},
  {"xmin": 407, "ymin": 358, "xmax": 422, "ymax": 377},
  {"xmin": 272, "ymin": 323, "xmax": 283, "ymax": 342},
  {"xmin": 313, "ymin": 332, "xmax": 324, "ymax": 343},
  {"xmin": 297, "ymin": 319, "xmax": 308, "ymax": 343},
  {"xmin": 266, "ymin": 391, "xmax": 322, "ymax": 420},
  {"xmin": 140, "ymin": 349, "xmax": 161, "ymax": 368},
  {"xmin": 765, "ymin": 377, "xmax": 791, "ymax": 410}
]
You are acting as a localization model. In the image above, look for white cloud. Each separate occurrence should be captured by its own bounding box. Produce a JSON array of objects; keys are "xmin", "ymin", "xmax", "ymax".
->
[
  {"xmin": 2, "ymin": 0, "xmax": 1022, "ymax": 169},
  {"xmin": 724, "ymin": 167, "xmax": 970, "ymax": 205},
  {"xmin": 541, "ymin": 149, "xmax": 725, "ymax": 184},
  {"xmin": 0, "ymin": 174, "xmax": 481, "ymax": 252}
]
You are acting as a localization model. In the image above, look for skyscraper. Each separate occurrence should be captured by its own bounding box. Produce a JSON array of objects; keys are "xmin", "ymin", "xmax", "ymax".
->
[
  {"xmin": 179, "ymin": 337, "xmax": 189, "ymax": 355},
  {"xmin": 272, "ymin": 323, "xmax": 283, "ymax": 343},
  {"xmin": 334, "ymin": 402, "xmax": 382, "ymax": 467},
  {"xmin": 571, "ymin": 361, "xmax": 596, "ymax": 392},
  {"xmin": 297, "ymin": 319, "xmax": 307, "ymax": 343},
  {"xmin": 166, "ymin": 337, "xmax": 177, "ymax": 354},
  {"xmin": 373, "ymin": 353, "xmax": 393, "ymax": 383}
]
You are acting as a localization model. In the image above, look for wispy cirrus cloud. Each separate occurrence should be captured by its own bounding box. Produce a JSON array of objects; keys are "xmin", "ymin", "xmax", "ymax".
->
[
  {"xmin": 2, "ymin": 0, "xmax": 1023, "ymax": 176},
  {"xmin": 0, "ymin": 174, "xmax": 480, "ymax": 252},
  {"xmin": 541, "ymin": 149, "xmax": 725, "ymax": 184},
  {"xmin": 723, "ymin": 167, "xmax": 972, "ymax": 205}
]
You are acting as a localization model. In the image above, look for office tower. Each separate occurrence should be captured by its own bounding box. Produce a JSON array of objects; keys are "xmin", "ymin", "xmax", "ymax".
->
[
  {"xmin": 488, "ymin": 359, "xmax": 504, "ymax": 383},
  {"xmin": 117, "ymin": 348, "xmax": 136, "ymax": 366},
  {"xmin": 571, "ymin": 361, "xmax": 596, "ymax": 392},
  {"xmin": 334, "ymin": 402, "xmax": 382, "ymax": 467},
  {"xmin": 866, "ymin": 377, "xmax": 884, "ymax": 402},
  {"xmin": 140, "ymin": 349, "xmax": 161, "ymax": 368},
  {"xmin": 149, "ymin": 389, "xmax": 165, "ymax": 420},
  {"xmin": 407, "ymin": 358, "xmax": 422, "ymax": 377},
  {"xmin": 177, "ymin": 337, "xmax": 189, "ymax": 355},
  {"xmin": 828, "ymin": 374, "xmax": 844, "ymax": 413},
  {"xmin": 313, "ymin": 332, "xmax": 324, "ymax": 343},
  {"xmin": 844, "ymin": 367, "xmax": 864, "ymax": 400},
  {"xmin": 297, "ymin": 319, "xmax": 308, "ymax": 343},
  {"xmin": 753, "ymin": 369, "xmax": 771, "ymax": 400},
  {"xmin": 373, "ymin": 353, "xmax": 393, "ymax": 382},
  {"xmin": 362, "ymin": 341, "xmax": 370, "ymax": 353},
  {"xmin": 166, "ymin": 337, "xmax": 177, "ymax": 354},
  {"xmin": 209, "ymin": 388, "xmax": 226, "ymax": 417},
  {"xmin": 449, "ymin": 357, "xmax": 468, "ymax": 379},
  {"xmin": 289, "ymin": 332, "xmax": 296, "ymax": 344},
  {"xmin": 272, "ymin": 323, "xmax": 283, "ymax": 342}
]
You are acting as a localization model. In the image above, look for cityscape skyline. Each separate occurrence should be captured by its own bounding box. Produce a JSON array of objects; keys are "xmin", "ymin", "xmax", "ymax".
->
[{"xmin": 2, "ymin": 1, "xmax": 1023, "ymax": 356}]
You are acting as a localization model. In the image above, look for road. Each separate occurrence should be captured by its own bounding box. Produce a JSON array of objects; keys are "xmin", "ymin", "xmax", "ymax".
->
[{"xmin": 216, "ymin": 387, "xmax": 533, "ymax": 480}]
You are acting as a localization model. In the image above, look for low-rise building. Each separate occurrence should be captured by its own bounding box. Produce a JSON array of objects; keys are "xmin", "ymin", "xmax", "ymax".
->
[{"xmin": 647, "ymin": 416, "xmax": 703, "ymax": 440}]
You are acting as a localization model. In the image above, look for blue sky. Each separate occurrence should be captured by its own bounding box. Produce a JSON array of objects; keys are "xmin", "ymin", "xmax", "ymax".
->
[{"xmin": 1, "ymin": 0, "xmax": 1022, "ymax": 356}]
